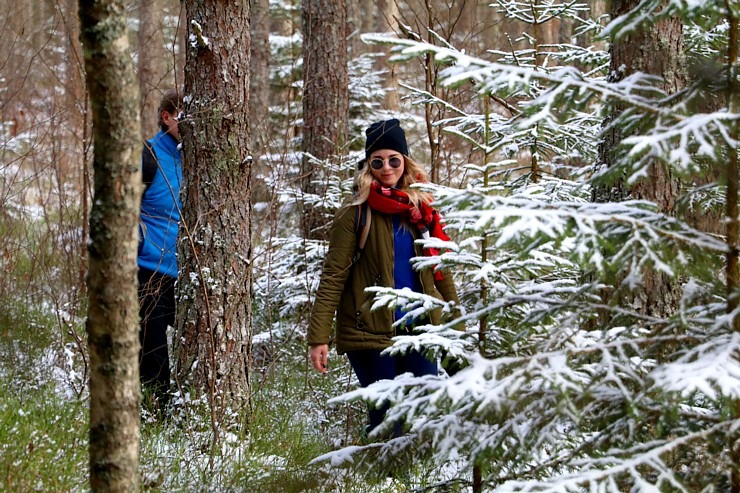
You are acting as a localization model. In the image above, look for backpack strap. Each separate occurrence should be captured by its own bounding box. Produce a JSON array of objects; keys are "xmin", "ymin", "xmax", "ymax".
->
[{"xmin": 353, "ymin": 202, "xmax": 371, "ymax": 263}]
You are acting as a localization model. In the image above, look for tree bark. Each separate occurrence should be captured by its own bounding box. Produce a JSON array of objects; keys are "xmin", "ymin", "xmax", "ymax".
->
[
  {"xmin": 176, "ymin": 0, "xmax": 253, "ymax": 416},
  {"xmin": 595, "ymin": 0, "xmax": 686, "ymax": 318},
  {"xmin": 62, "ymin": 0, "xmax": 89, "ymax": 298},
  {"xmin": 173, "ymin": 0, "xmax": 187, "ymax": 87},
  {"xmin": 378, "ymin": 0, "xmax": 401, "ymax": 110},
  {"xmin": 138, "ymin": 0, "xmax": 168, "ymax": 137},
  {"xmin": 724, "ymin": 3, "xmax": 740, "ymax": 489},
  {"xmin": 301, "ymin": 0, "xmax": 349, "ymax": 240},
  {"xmin": 249, "ymin": 0, "xmax": 270, "ymax": 156},
  {"xmin": 346, "ymin": 0, "xmax": 361, "ymax": 58},
  {"xmin": 78, "ymin": 0, "xmax": 141, "ymax": 491}
]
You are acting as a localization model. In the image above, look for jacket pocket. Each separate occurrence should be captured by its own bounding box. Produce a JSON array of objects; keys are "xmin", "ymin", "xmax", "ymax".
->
[{"xmin": 355, "ymin": 273, "xmax": 392, "ymax": 335}]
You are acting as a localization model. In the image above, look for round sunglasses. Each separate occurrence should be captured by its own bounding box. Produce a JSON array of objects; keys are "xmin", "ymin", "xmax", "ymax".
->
[{"xmin": 369, "ymin": 156, "xmax": 403, "ymax": 170}]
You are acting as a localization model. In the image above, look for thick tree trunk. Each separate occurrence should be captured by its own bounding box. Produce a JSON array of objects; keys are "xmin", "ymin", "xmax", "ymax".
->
[
  {"xmin": 301, "ymin": 0, "xmax": 349, "ymax": 240},
  {"xmin": 78, "ymin": 0, "xmax": 142, "ymax": 491},
  {"xmin": 176, "ymin": 0, "xmax": 253, "ymax": 415},
  {"xmin": 595, "ymin": 0, "xmax": 686, "ymax": 318},
  {"xmin": 138, "ymin": 0, "xmax": 167, "ymax": 137}
]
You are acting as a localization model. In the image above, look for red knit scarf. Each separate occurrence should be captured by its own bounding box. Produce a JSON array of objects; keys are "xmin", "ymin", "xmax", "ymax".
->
[{"xmin": 367, "ymin": 182, "xmax": 449, "ymax": 280}]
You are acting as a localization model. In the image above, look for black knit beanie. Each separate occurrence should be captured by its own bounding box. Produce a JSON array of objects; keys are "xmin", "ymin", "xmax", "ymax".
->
[{"xmin": 359, "ymin": 119, "xmax": 408, "ymax": 169}]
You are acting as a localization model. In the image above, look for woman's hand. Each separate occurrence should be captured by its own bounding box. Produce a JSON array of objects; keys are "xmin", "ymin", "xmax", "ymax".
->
[{"xmin": 309, "ymin": 344, "xmax": 329, "ymax": 374}]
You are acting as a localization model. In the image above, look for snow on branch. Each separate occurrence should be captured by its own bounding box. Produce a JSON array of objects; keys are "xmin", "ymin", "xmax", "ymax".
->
[
  {"xmin": 650, "ymin": 332, "xmax": 740, "ymax": 400},
  {"xmin": 361, "ymin": 33, "xmax": 663, "ymax": 114},
  {"xmin": 362, "ymin": 33, "xmax": 737, "ymax": 185}
]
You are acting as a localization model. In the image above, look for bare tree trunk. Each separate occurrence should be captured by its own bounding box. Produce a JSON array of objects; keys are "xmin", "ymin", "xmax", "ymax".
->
[
  {"xmin": 138, "ymin": 0, "xmax": 168, "ymax": 137},
  {"xmin": 78, "ymin": 0, "xmax": 141, "ymax": 491},
  {"xmin": 595, "ymin": 0, "xmax": 686, "ymax": 318},
  {"xmin": 346, "ymin": 0, "xmax": 361, "ymax": 58},
  {"xmin": 176, "ymin": 0, "xmax": 253, "ymax": 417},
  {"xmin": 249, "ymin": 0, "xmax": 270, "ymax": 156},
  {"xmin": 62, "ymin": 0, "xmax": 89, "ymax": 297},
  {"xmin": 423, "ymin": 0, "xmax": 441, "ymax": 182},
  {"xmin": 725, "ymin": 3, "xmax": 740, "ymax": 491},
  {"xmin": 173, "ymin": 0, "xmax": 187, "ymax": 87},
  {"xmin": 301, "ymin": 0, "xmax": 349, "ymax": 240},
  {"xmin": 380, "ymin": 0, "xmax": 400, "ymax": 110},
  {"xmin": 723, "ymin": 2, "xmax": 739, "ymax": 317},
  {"xmin": 64, "ymin": 0, "xmax": 85, "ymax": 132}
]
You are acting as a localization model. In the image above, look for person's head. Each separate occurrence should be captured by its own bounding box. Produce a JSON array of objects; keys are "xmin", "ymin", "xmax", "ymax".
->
[
  {"xmin": 355, "ymin": 119, "xmax": 430, "ymax": 206},
  {"xmin": 157, "ymin": 88, "xmax": 182, "ymax": 141}
]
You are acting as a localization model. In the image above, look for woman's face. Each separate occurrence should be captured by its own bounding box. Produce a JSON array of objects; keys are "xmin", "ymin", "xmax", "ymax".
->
[{"xmin": 369, "ymin": 149, "xmax": 405, "ymax": 188}]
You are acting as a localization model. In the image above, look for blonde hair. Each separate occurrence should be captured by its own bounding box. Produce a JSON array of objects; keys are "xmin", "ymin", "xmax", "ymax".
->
[{"xmin": 352, "ymin": 155, "xmax": 433, "ymax": 207}]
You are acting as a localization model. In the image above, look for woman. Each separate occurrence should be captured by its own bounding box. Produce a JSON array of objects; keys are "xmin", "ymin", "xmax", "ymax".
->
[{"xmin": 308, "ymin": 119, "xmax": 459, "ymax": 435}]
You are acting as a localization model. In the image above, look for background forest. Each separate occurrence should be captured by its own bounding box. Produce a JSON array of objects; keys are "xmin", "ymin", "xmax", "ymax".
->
[{"xmin": 1, "ymin": 0, "xmax": 739, "ymax": 492}]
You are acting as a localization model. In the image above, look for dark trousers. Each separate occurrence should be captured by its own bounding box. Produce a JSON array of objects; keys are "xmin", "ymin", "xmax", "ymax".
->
[
  {"xmin": 138, "ymin": 267, "xmax": 175, "ymax": 403},
  {"xmin": 347, "ymin": 346, "xmax": 437, "ymax": 436}
]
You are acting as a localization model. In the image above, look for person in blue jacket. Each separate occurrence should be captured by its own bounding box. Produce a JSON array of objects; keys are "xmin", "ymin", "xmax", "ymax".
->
[{"xmin": 138, "ymin": 88, "xmax": 182, "ymax": 407}]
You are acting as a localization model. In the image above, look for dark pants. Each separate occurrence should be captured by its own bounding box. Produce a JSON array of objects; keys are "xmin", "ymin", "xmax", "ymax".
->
[
  {"xmin": 138, "ymin": 267, "xmax": 175, "ymax": 404},
  {"xmin": 347, "ymin": 346, "xmax": 437, "ymax": 436}
]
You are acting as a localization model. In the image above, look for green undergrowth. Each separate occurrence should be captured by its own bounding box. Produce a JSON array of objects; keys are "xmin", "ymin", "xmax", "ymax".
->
[
  {"xmin": 0, "ymin": 304, "xmax": 452, "ymax": 492},
  {"xmin": 0, "ymin": 380, "xmax": 88, "ymax": 492},
  {"xmin": 0, "ymin": 301, "xmax": 58, "ymax": 381},
  {"xmin": 0, "ymin": 297, "xmax": 87, "ymax": 492},
  {"xmin": 138, "ymin": 353, "xmax": 381, "ymax": 492}
]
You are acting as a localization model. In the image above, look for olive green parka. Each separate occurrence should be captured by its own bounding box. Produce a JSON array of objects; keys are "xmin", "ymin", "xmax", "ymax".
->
[{"xmin": 307, "ymin": 204, "xmax": 460, "ymax": 354}]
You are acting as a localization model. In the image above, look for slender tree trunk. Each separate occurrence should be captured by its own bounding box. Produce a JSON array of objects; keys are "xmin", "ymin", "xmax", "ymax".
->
[
  {"xmin": 138, "ymin": 0, "xmax": 167, "ymax": 137},
  {"xmin": 176, "ymin": 0, "xmax": 253, "ymax": 418},
  {"xmin": 174, "ymin": 0, "xmax": 187, "ymax": 87},
  {"xmin": 78, "ymin": 0, "xmax": 141, "ymax": 491},
  {"xmin": 346, "ymin": 0, "xmax": 361, "ymax": 58},
  {"xmin": 423, "ymin": 0, "xmax": 440, "ymax": 182},
  {"xmin": 62, "ymin": 0, "xmax": 89, "ymax": 297},
  {"xmin": 249, "ymin": 0, "xmax": 270, "ymax": 156},
  {"xmin": 301, "ymin": 0, "xmax": 349, "ymax": 240},
  {"xmin": 64, "ymin": 0, "xmax": 85, "ymax": 132},
  {"xmin": 725, "ymin": 4, "xmax": 740, "ymax": 491},
  {"xmin": 376, "ymin": 0, "xmax": 400, "ymax": 110},
  {"xmin": 725, "ymin": 0, "xmax": 740, "ymax": 326}
]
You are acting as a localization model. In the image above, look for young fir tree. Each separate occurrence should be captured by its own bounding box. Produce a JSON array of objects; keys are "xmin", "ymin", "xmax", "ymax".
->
[{"xmin": 314, "ymin": 1, "xmax": 740, "ymax": 491}]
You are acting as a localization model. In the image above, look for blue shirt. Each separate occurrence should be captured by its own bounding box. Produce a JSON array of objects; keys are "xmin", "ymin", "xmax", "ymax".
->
[{"xmin": 393, "ymin": 215, "xmax": 422, "ymax": 326}]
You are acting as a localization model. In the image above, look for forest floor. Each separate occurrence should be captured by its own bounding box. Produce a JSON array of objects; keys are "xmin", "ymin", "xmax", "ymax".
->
[{"xmin": 0, "ymin": 304, "xmax": 467, "ymax": 492}]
